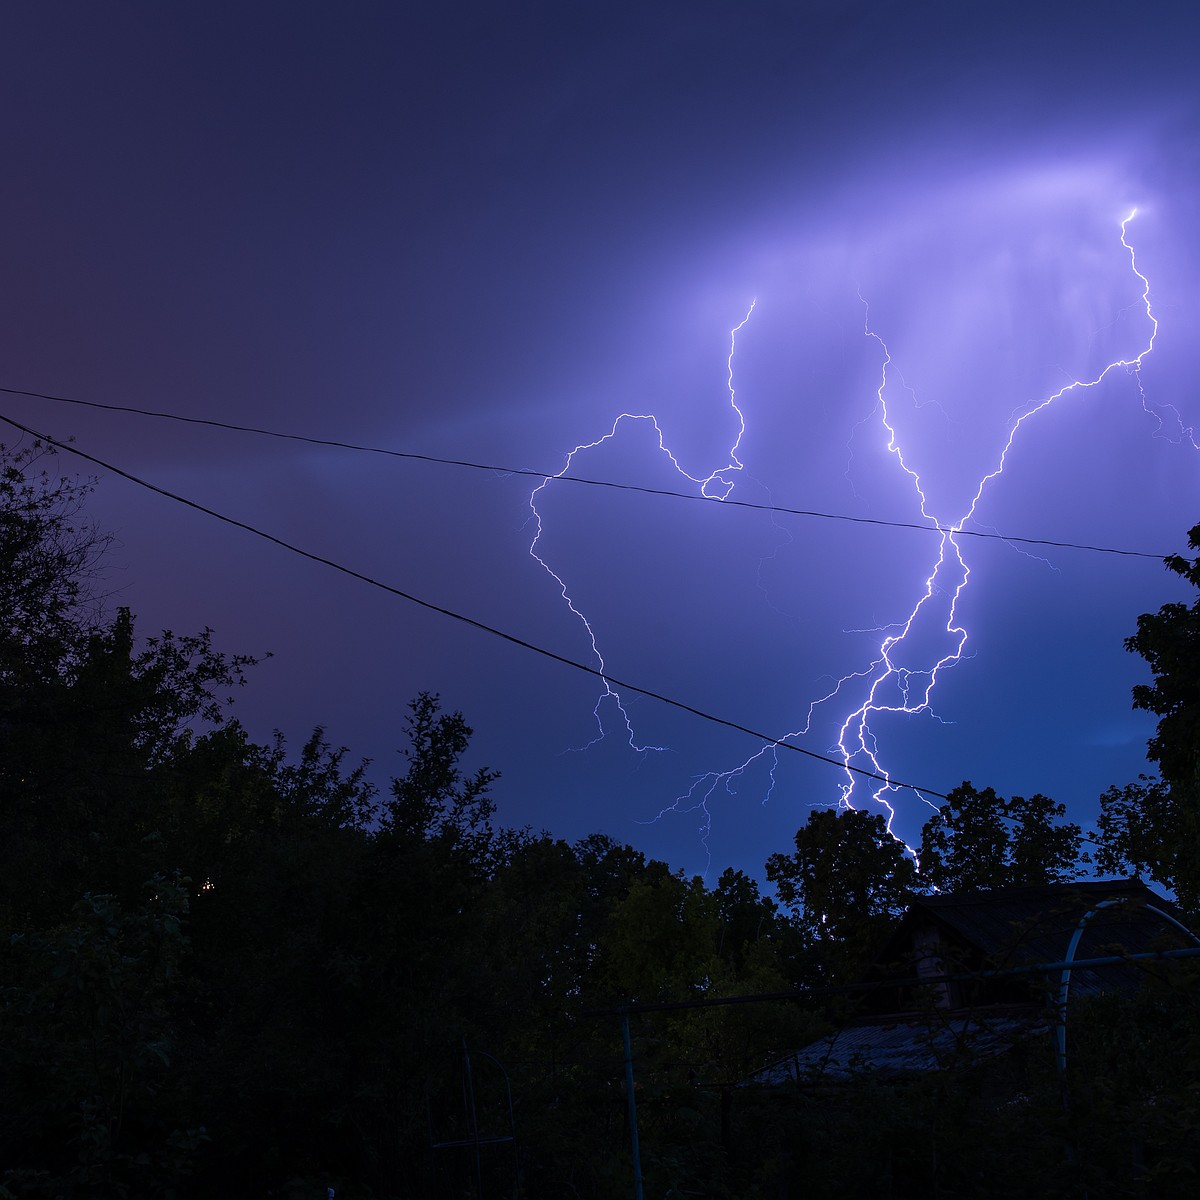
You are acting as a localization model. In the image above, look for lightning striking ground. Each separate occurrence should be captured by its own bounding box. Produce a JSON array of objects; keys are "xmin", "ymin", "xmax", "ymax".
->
[{"xmin": 534, "ymin": 211, "xmax": 1163, "ymax": 867}]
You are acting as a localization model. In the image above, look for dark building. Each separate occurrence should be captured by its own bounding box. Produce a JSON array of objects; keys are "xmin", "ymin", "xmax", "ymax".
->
[{"xmin": 755, "ymin": 879, "xmax": 1197, "ymax": 1083}]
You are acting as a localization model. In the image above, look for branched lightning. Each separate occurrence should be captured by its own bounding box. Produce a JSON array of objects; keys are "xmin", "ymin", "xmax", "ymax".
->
[
  {"xmin": 527, "ymin": 304, "xmax": 755, "ymax": 752},
  {"xmin": 803, "ymin": 210, "xmax": 1161, "ymax": 838},
  {"xmin": 536, "ymin": 211, "xmax": 1163, "ymax": 867}
]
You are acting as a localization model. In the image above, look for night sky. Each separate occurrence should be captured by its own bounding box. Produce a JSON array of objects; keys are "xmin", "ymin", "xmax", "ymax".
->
[{"xmin": 3, "ymin": 1, "xmax": 1199, "ymax": 880}]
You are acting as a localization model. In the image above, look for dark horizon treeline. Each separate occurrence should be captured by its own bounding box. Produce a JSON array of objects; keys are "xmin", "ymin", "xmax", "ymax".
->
[{"xmin": 3, "ymin": 441, "xmax": 1200, "ymax": 1198}]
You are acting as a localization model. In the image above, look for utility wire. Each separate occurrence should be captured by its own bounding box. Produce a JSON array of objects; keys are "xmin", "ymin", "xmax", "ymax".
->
[
  {"xmin": 0, "ymin": 383, "xmax": 1170, "ymax": 561},
  {"xmin": 0, "ymin": 410, "xmax": 950, "ymax": 800}
]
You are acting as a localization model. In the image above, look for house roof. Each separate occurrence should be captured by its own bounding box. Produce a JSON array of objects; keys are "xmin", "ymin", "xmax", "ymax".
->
[
  {"xmin": 902, "ymin": 879, "xmax": 1194, "ymax": 998},
  {"xmin": 751, "ymin": 1006, "xmax": 1047, "ymax": 1084}
]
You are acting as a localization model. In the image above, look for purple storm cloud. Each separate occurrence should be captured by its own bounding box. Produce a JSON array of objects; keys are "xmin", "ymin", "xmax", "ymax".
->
[{"xmin": 2, "ymin": 2, "xmax": 1198, "ymax": 877}]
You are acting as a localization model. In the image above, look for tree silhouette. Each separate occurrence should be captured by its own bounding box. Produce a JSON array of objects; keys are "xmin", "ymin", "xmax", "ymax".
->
[
  {"xmin": 919, "ymin": 782, "xmax": 1083, "ymax": 893},
  {"xmin": 766, "ymin": 807, "xmax": 915, "ymax": 979},
  {"xmin": 1097, "ymin": 521, "xmax": 1200, "ymax": 912}
]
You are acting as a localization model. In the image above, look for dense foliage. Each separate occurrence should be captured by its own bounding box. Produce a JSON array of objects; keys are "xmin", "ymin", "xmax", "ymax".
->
[
  {"xmin": 2, "ymin": 442, "xmax": 1198, "ymax": 1197},
  {"xmin": 1097, "ymin": 521, "xmax": 1200, "ymax": 913}
]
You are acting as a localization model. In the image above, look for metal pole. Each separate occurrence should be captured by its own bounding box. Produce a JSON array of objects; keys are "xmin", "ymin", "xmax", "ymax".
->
[
  {"xmin": 620, "ymin": 1009, "xmax": 644, "ymax": 1200},
  {"xmin": 463, "ymin": 1039, "xmax": 484, "ymax": 1200}
]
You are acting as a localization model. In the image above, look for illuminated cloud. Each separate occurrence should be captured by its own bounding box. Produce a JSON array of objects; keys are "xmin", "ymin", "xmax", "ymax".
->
[{"xmin": 2, "ymin": 2, "xmax": 1198, "ymax": 877}]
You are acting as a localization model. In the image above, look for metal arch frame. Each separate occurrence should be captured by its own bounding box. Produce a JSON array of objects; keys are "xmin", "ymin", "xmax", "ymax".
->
[{"xmin": 1055, "ymin": 897, "xmax": 1200, "ymax": 1075}]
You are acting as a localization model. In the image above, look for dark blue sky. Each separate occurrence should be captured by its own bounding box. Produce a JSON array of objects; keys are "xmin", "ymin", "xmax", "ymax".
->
[{"xmin": 3, "ymin": 1, "xmax": 1199, "ymax": 878}]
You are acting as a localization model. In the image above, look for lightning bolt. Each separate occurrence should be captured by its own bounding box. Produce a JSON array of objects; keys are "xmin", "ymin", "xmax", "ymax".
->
[
  {"xmin": 533, "ymin": 210, "xmax": 1162, "ymax": 866},
  {"xmin": 527, "ymin": 303, "xmax": 756, "ymax": 752},
  {"xmin": 815, "ymin": 209, "xmax": 1160, "ymax": 833}
]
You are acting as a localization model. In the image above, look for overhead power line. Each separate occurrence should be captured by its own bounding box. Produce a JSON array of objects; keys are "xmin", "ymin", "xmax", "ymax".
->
[
  {"xmin": 0, "ymin": 383, "xmax": 1171, "ymax": 561},
  {"xmin": 0, "ymin": 410, "xmax": 949, "ymax": 800}
]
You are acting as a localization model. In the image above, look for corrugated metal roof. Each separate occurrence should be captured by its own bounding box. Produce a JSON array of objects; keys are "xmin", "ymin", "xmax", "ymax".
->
[{"xmin": 751, "ymin": 1007, "xmax": 1047, "ymax": 1084}]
